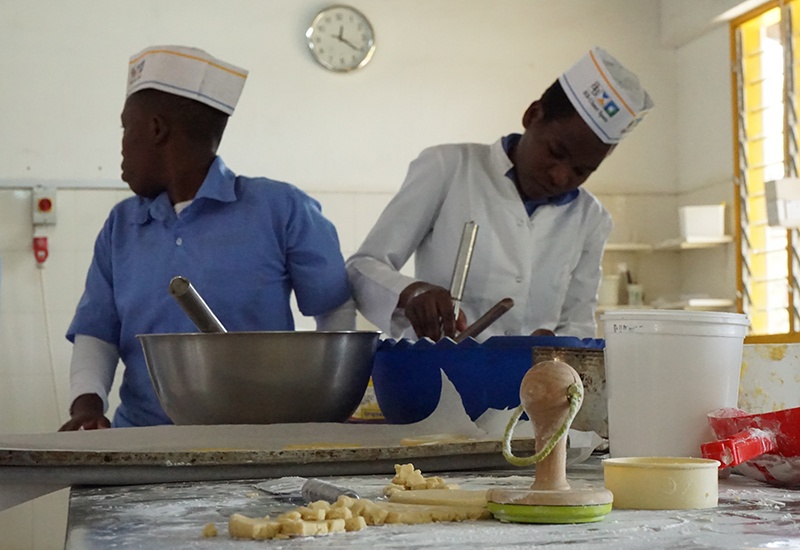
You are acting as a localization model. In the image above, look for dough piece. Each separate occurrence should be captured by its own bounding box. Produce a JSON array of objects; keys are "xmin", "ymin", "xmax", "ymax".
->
[
  {"xmin": 228, "ymin": 513, "xmax": 259, "ymax": 539},
  {"xmin": 227, "ymin": 464, "xmax": 485, "ymax": 541},
  {"xmin": 333, "ymin": 495, "xmax": 356, "ymax": 509},
  {"xmin": 392, "ymin": 463, "xmax": 417, "ymax": 486},
  {"xmin": 349, "ymin": 499, "xmax": 389, "ymax": 525},
  {"xmin": 279, "ymin": 519, "xmax": 329, "ymax": 537},
  {"xmin": 344, "ymin": 516, "xmax": 368, "ymax": 532},
  {"xmin": 308, "ymin": 500, "xmax": 332, "ymax": 511},
  {"xmin": 377, "ymin": 502, "xmax": 491, "ymax": 524},
  {"xmin": 252, "ymin": 521, "xmax": 281, "ymax": 540},
  {"xmin": 325, "ymin": 506, "xmax": 353, "ymax": 520},
  {"xmin": 388, "ymin": 489, "xmax": 488, "ymax": 508},
  {"xmin": 383, "ymin": 483, "xmax": 406, "ymax": 497},
  {"xmin": 201, "ymin": 523, "xmax": 217, "ymax": 538},
  {"xmin": 228, "ymin": 514, "xmax": 280, "ymax": 540},
  {"xmin": 296, "ymin": 506, "xmax": 327, "ymax": 521},
  {"xmin": 387, "ymin": 462, "xmax": 459, "ymax": 492},
  {"xmin": 326, "ymin": 518, "xmax": 346, "ymax": 534}
]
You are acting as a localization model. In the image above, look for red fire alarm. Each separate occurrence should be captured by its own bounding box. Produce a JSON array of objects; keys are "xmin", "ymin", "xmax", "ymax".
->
[{"xmin": 32, "ymin": 186, "xmax": 57, "ymax": 225}]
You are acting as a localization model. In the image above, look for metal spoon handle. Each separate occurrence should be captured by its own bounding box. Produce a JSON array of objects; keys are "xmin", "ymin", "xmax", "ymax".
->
[{"xmin": 168, "ymin": 276, "xmax": 228, "ymax": 333}]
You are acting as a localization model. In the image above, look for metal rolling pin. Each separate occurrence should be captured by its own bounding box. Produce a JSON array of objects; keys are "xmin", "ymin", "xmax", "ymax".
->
[
  {"xmin": 301, "ymin": 478, "xmax": 360, "ymax": 502},
  {"xmin": 449, "ymin": 221, "xmax": 479, "ymax": 320},
  {"xmin": 168, "ymin": 276, "xmax": 228, "ymax": 333}
]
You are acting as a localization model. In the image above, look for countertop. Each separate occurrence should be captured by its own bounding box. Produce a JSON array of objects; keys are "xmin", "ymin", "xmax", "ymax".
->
[{"xmin": 65, "ymin": 460, "xmax": 800, "ymax": 549}]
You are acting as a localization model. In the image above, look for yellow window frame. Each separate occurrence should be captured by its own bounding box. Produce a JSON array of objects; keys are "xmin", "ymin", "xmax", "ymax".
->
[{"xmin": 732, "ymin": 0, "xmax": 800, "ymax": 344}]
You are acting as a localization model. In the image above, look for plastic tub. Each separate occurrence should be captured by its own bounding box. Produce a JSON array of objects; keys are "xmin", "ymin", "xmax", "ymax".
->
[
  {"xmin": 601, "ymin": 310, "xmax": 748, "ymax": 458},
  {"xmin": 603, "ymin": 457, "xmax": 720, "ymax": 509}
]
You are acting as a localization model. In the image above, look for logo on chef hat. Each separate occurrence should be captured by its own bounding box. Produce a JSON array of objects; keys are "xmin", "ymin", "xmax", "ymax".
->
[
  {"xmin": 129, "ymin": 60, "xmax": 145, "ymax": 85},
  {"xmin": 588, "ymin": 82, "xmax": 620, "ymax": 118}
]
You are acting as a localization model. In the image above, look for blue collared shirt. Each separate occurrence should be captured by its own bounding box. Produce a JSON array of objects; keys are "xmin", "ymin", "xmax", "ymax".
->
[
  {"xmin": 501, "ymin": 133, "xmax": 579, "ymax": 216},
  {"xmin": 67, "ymin": 157, "xmax": 351, "ymax": 427}
]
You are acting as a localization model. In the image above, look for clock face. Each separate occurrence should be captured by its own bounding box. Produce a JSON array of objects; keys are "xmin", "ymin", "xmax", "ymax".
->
[{"xmin": 306, "ymin": 5, "xmax": 375, "ymax": 72}]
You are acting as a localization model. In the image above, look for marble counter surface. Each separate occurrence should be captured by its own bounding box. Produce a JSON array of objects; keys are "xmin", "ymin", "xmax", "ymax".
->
[{"xmin": 65, "ymin": 462, "xmax": 800, "ymax": 549}]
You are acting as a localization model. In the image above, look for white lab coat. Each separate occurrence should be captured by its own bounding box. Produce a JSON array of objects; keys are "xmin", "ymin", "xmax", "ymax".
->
[{"xmin": 346, "ymin": 138, "xmax": 612, "ymax": 340}]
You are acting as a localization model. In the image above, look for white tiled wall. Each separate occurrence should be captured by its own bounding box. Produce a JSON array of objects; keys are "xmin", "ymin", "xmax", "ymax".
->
[{"xmin": 0, "ymin": 188, "xmax": 129, "ymax": 550}]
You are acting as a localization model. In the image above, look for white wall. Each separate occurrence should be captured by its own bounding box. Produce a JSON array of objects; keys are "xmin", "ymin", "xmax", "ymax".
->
[
  {"xmin": 0, "ymin": 0, "xmax": 674, "ymax": 193},
  {"xmin": 673, "ymin": 21, "xmax": 739, "ymax": 302},
  {"xmin": 0, "ymin": 0, "xmax": 747, "ymax": 548}
]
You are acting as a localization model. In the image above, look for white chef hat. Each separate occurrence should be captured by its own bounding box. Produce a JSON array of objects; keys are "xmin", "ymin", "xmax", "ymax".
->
[
  {"xmin": 126, "ymin": 45, "xmax": 248, "ymax": 115},
  {"xmin": 558, "ymin": 47, "xmax": 653, "ymax": 144}
]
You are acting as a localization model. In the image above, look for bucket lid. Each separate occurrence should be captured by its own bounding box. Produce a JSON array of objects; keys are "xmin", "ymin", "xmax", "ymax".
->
[{"xmin": 600, "ymin": 309, "xmax": 748, "ymax": 327}]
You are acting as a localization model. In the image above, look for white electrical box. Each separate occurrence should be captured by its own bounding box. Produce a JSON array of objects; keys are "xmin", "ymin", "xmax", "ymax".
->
[
  {"xmin": 32, "ymin": 185, "xmax": 57, "ymax": 225},
  {"xmin": 766, "ymin": 178, "xmax": 800, "ymax": 228}
]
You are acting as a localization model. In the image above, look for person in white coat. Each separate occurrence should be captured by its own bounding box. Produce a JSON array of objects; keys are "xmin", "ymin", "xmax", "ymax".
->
[{"xmin": 347, "ymin": 47, "xmax": 653, "ymax": 341}]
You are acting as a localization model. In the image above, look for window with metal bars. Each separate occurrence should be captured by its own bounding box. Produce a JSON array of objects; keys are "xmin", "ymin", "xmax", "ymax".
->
[{"xmin": 733, "ymin": 0, "xmax": 800, "ymax": 342}]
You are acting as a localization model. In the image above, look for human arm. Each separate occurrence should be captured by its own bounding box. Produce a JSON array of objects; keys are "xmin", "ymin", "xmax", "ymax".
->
[
  {"xmin": 61, "ymin": 212, "xmax": 123, "ymax": 430},
  {"xmin": 58, "ymin": 335, "xmax": 118, "ymax": 431},
  {"xmin": 314, "ymin": 298, "xmax": 357, "ymax": 331},
  {"xmin": 285, "ymin": 190, "xmax": 354, "ymax": 322},
  {"xmin": 555, "ymin": 211, "xmax": 613, "ymax": 338},
  {"xmin": 346, "ymin": 147, "xmax": 455, "ymax": 339}
]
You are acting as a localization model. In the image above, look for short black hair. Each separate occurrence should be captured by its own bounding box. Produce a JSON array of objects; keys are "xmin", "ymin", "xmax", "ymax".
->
[
  {"xmin": 130, "ymin": 89, "xmax": 229, "ymax": 151},
  {"xmin": 539, "ymin": 80, "xmax": 578, "ymax": 122}
]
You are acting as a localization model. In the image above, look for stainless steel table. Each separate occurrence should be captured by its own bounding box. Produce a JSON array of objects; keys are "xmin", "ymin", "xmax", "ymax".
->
[{"xmin": 65, "ymin": 461, "xmax": 800, "ymax": 549}]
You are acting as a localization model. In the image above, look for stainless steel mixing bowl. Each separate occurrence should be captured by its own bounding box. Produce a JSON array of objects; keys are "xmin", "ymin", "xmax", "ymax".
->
[{"xmin": 138, "ymin": 331, "xmax": 381, "ymax": 425}]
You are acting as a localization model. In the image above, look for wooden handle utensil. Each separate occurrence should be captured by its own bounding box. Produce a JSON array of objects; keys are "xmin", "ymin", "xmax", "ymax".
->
[{"xmin": 454, "ymin": 298, "xmax": 514, "ymax": 343}]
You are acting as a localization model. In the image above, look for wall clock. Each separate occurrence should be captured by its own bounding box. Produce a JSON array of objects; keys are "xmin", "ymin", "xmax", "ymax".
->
[{"xmin": 306, "ymin": 5, "xmax": 376, "ymax": 72}]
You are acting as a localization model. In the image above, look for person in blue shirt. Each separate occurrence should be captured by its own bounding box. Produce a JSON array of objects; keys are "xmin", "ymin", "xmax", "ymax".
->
[{"xmin": 60, "ymin": 45, "xmax": 354, "ymax": 430}]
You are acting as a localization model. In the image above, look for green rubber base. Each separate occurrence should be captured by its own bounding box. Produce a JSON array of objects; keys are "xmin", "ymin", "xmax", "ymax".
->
[{"xmin": 487, "ymin": 501, "xmax": 613, "ymax": 524}]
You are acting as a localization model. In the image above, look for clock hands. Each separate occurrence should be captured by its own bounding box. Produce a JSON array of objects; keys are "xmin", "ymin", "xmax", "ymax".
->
[
  {"xmin": 331, "ymin": 25, "xmax": 361, "ymax": 51},
  {"xmin": 340, "ymin": 37, "xmax": 360, "ymax": 51}
]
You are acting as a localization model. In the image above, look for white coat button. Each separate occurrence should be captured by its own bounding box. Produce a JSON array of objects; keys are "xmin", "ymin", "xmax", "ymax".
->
[
  {"xmin": 176, "ymin": 237, "xmax": 183, "ymax": 246},
  {"xmin": 516, "ymin": 276, "xmax": 523, "ymax": 283},
  {"xmin": 505, "ymin": 330, "xmax": 512, "ymax": 335},
  {"xmin": 517, "ymin": 220, "xmax": 524, "ymax": 227}
]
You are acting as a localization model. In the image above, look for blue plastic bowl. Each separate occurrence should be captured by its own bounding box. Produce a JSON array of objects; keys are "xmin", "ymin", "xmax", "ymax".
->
[{"xmin": 372, "ymin": 335, "xmax": 605, "ymax": 424}]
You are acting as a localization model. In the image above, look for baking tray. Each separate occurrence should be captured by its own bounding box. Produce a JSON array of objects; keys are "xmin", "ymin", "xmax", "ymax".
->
[{"xmin": 0, "ymin": 424, "xmax": 535, "ymax": 486}]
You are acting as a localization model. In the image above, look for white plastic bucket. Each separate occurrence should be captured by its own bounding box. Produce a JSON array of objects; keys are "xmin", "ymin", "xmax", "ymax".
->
[{"xmin": 601, "ymin": 310, "xmax": 749, "ymax": 458}]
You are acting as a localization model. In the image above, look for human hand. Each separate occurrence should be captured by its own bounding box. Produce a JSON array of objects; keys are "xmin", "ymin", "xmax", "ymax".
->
[
  {"xmin": 58, "ymin": 394, "xmax": 111, "ymax": 431},
  {"xmin": 399, "ymin": 282, "xmax": 467, "ymax": 341}
]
